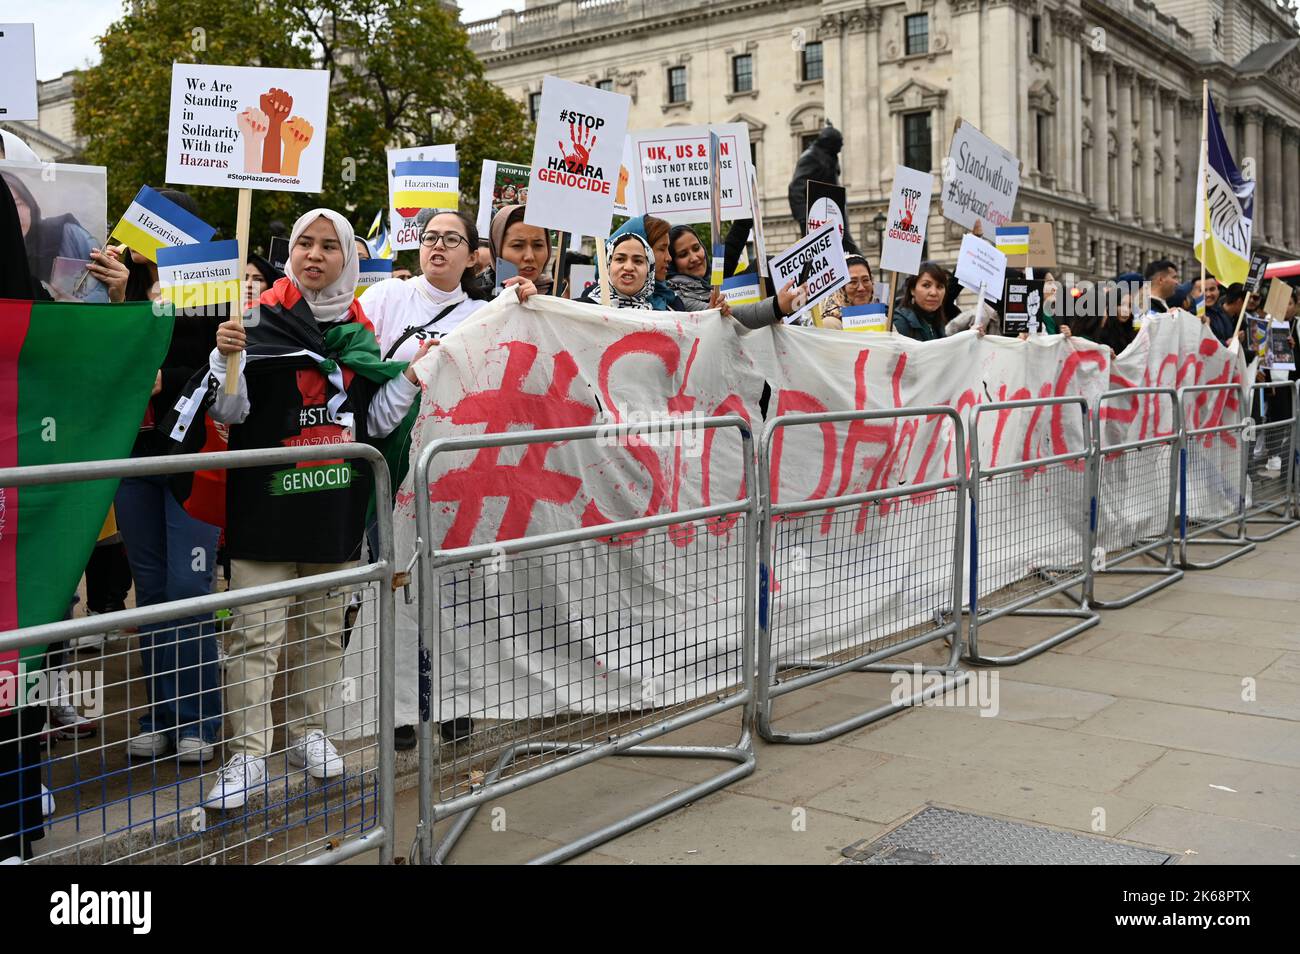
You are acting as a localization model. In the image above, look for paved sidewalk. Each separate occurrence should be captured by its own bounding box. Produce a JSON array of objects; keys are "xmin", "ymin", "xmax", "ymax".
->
[{"xmin": 387, "ymin": 530, "xmax": 1300, "ymax": 865}]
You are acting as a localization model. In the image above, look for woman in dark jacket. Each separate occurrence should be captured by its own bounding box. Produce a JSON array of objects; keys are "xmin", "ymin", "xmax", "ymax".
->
[{"xmin": 893, "ymin": 262, "xmax": 952, "ymax": 341}]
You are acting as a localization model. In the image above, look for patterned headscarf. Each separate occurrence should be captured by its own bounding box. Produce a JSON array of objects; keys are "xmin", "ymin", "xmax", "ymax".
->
[{"xmin": 604, "ymin": 232, "xmax": 655, "ymax": 309}]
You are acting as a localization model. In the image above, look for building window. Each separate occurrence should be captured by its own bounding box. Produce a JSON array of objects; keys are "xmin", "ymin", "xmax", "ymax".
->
[
  {"xmin": 1036, "ymin": 113, "xmax": 1051, "ymax": 175},
  {"xmin": 528, "ymin": 92, "xmax": 541, "ymax": 122},
  {"xmin": 904, "ymin": 111, "xmax": 931, "ymax": 171},
  {"xmin": 801, "ymin": 41, "xmax": 823, "ymax": 81},
  {"xmin": 595, "ymin": 79, "xmax": 613, "ymax": 92},
  {"xmin": 1030, "ymin": 15, "xmax": 1042, "ymax": 56},
  {"xmin": 732, "ymin": 54, "xmax": 753, "ymax": 93},
  {"xmin": 668, "ymin": 66, "xmax": 687, "ymax": 103},
  {"xmin": 905, "ymin": 14, "xmax": 929, "ymax": 56}
]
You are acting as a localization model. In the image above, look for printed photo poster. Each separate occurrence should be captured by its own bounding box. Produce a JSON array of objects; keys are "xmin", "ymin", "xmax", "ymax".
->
[
  {"xmin": 941, "ymin": 119, "xmax": 1021, "ymax": 231},
  {"xmin": 768, "ymin": 219, "xmax": 849, "ymax": 323},
  {"xmin": 1002, "ymin": 278, "xmax": 1045, "ymax": 336},
  {"xmin": 387, "ymin": 144, "xmax": 458, "ymax": 251},
  {"xmin": 475, "ymin": 159, "xmax": 532, "ymax": 236},
  {"xmin": 630, "ymin": 122, "xmax": 754, "ymax": 226},
  {"xmin": 805, "ymin": 180, "xmax": 847, "ymax": 240},
  {"xmin": 0, "ymin": 24, "xmax": 38, "ymax": 121},
  {"xmin": 1268, "ymin": 319, "xmax": 1295, "ymax": 371},
  {"xmin": 165, "ymin": 63, "xmax": 330, "ymax": 193},
  {"xmin": 1, "ymin": 159, "xmax": 108, "ymax": 300},
  {"xmin": 525, "ymin": 75, "xmax": 631, "ymax": 238},
  {"xmin": 879, "ymin": 165, "xmax": 933, "ymax": 276},
  {"xmin": 1247, "ymin": 315, "xmax": 1270, "ymax": 361}
]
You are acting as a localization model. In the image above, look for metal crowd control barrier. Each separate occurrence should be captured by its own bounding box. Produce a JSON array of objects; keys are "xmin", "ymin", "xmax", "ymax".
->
[
  {"xmin": 412, "ymin": 416, "xmax": 757, "ymax": 865},
  {"xmin": 0, "ymin": 445, "xmax": 395, "ymax": 865},
  {"xmin": 755, "ymin": 408, "xmax": 970, "ymax": 744},
  {"xmin": 1177, "ymin": 383, "xmax": 1256, "ymax": 568},
  {"xmin": 1243, "ymin": 380, "xmax": 1299, "ymax": 542},
  {"xmin": 1084, "ymin": 388, "xmax": 1184, "ymax": 608},
  {"xmin": 966, "ymin": 396, "xmax": 1099, "ymax": 665}
]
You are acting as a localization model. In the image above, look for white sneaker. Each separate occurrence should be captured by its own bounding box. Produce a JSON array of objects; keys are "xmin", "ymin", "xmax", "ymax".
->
[
  {"xmin": 1267, "ymin": 455, "xmax": 1282, "ymax": 472},
  {"xmin": 289, "ymin": 730, "xmax": 343, "ymax": 779},
  {"xmin": 49, "ymin": 703, "xmax": 95, "ymax": 740},
  {"xmin": 41, "ymin": 784, "xmax": 55, "ymax": 818},
  {"xmin": 202, "ymin": 754, "xmax": 267, "ymax": 810},
  {"xmin": 127, "ymin": 731, "xmax": 172, "ymax": 760},
  {"xmin": 177, "ymin": 736, "xmax": 215, "ymax": 764}
]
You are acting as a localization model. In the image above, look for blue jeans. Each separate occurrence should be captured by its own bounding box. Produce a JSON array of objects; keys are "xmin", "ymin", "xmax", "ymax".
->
[{"xmin": 114, "ymin": 474, "xmax": 223, "ymax": 743}]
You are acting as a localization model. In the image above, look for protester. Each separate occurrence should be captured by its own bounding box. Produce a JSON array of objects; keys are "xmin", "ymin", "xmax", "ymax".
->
[
  {"xmin": 243, "ymin": 253, "xmax": 281, "ymax": 311},
  {"xmin": 892, "ymin": 262, "xmax": 952, "ymax": 341},
  {"xmin": 489, "ymin": 204, "xmax": 552, "ymax": 295},
  {"xmin": 819, "ymin": 255, "xmax": 875, "ymax": 328},
  {"xmin": 578, "ymin": 232, "xmax": 660, "ymax": 309},
  {"xmin": 106, "ymin": 187, "xmax": 226, "ymax": 763},
  {"xmin": 610, "ymin": 215, "xmax": 684, "ymax": 310},
  {"xmin": 1203, "ymin": 276, "xmax": 1220, "ymax": 310},
  {"xmin": 1143, "ymin": 259, "xmax": 1179, "ymax": 314},
  {"xmin": 199, "ymin": 209, "xmax": 429, "ymax": 808},
  {"xmin": 2, "ymin": 171, "xmax": 108, "ymax": 302},
  {"xmin": 1209, "ymin": 283, "xmax": 1247, "ymax": 347},
  {"xmin": 354, "ymin": 237, "xmax": 371, "ymax": 260},
  {"xmin": 1069, "ymin": 285, "xmax": 1138, "ymax": 353}
]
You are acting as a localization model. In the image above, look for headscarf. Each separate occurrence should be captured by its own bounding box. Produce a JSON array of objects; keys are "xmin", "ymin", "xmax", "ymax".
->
[
  {"xmin": 285, "ymin": 208, "xmax": 359, "ymax": 323},
  {"xmin": 604, "ymin": 232, "xmax": 655, "ymax": 309},
  {"xmin": 3, "ymin": 170, "xmax": 80, "ymax": 286},
  {"xmin": 611, "ymin": 214, "xmax": 681, "ymax": 309},
  {"xmin": 489, "ymin": 204, "xmax": 553, "ymax": 294}
]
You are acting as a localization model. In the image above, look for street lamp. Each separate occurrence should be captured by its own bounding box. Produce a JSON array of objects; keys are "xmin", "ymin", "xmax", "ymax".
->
[{"xmin": 872, "ymin": 210, "xmax": 887, "ymax": 249}]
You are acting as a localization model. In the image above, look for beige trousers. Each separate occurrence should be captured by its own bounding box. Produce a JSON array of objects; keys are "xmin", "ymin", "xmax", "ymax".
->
[{"xmin": 225, "ymin": 560, "xmax": 356, "ymax": 759}]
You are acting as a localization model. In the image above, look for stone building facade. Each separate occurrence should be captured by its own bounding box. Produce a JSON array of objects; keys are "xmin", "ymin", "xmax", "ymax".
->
[
  {"xmin": 0, "ymin": 70, "xmax": 85, "ymax": 163},
  {"xmin": 465, "ymin": 0, "xmax": 1300, "ymax": 281}
]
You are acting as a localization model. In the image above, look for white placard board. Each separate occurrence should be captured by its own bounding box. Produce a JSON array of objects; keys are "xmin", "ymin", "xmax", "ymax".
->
[
  {"xmin": 955, "ymin": 233, "xmax": 1007, "ymax": 302},
  {"xmin": 630, "ymin": 123, "xmax": 753, "ymax": 226},
  {"xmin": 880, "ymin": 164, "xmax": 933, "ymax": 276},
  {"xmin": 941, "ymin": 119, "xmax": 1021, "ymax": 231},
  {"xmin": 0, "ymin": 24, "xmax": 38, "ymax": 122}
]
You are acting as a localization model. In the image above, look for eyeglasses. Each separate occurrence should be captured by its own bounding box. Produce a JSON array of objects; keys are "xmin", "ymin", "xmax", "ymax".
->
[
  {"xmin": 846, "ymin": 278, "xmax": 874, "ymax": 289},
  {"xmin": 420, "ymin": 231, "xmax": 467, "ymax": 249}
]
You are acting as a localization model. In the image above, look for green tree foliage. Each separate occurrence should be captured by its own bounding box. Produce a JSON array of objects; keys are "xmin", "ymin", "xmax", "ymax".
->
[{"xmin": 76, "ymin": 0, "xmax": 533, "ymax": 252}]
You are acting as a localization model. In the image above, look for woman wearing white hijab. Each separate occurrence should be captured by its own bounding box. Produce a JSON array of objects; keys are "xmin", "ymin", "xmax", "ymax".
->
[{"xmin": 201, "ymin": 208, "xmax": 426, "ymax": 810}]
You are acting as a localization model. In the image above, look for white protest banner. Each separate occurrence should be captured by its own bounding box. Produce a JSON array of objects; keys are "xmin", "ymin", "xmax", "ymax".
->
[
  {"xmin": 475, "ymin": 159, "xmax": 531, "ymax": 236},
  {"xmin": 525, "ymin": 75, "xmax": 630, "ymax": 239},
  {"xmin": 165, "ymin": 64, "xmax": 330, "ymax": 193},
  {"xmin": 941, "ymin": 119, "xmax": 1021, "ymax": 231},
  {"xmin": 339, "ymin": 305, "xmax": 1244, "ymax": 733},
  {"xmin": 613, "ymin": 135, "xmax": 638, "ymax": 217},
  {"xmin": 2, "ymin": 159, "xmax": 107, "ymax": 299},
  {"xmin": 955, "ymin": 233, "xmax": 1007, "ymax": 302},
  {"xmin": 387, "ymin": 144, "xmax": 457, "ymax": 251},
  {"xmin": 0, "ymin": 24, "xmax": 38, "ymax": 121},
  {"xmin": 630, "ymin": 122, "xmax": 753, "ymax": 226},
  {"xmin": 768, "ymin": 220, "xmax": 849, "ymax": 323},
  {"xmin": 880, "ymin": 165, "xmax": 933, "ymax": 275}
]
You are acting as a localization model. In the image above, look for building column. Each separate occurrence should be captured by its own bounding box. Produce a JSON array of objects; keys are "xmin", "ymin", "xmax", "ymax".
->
[
  {"xmin": 985, "ymin": 0, "xmax": 1022, "ymax": 157},
  {"xmin": 863, "ymin": 8, "xmax": 883, "ymax": 192},
  {"xmin": 821, "ymin": 14, "xmax": 845, "ymax": 149},
  {"xmin": 1160, "ymin": 91, "xmax": 1177, "ymax": 233},
  {"xmin": 1115, "ymin": 68, "xmax": 1134, "ymax": 224},
  {"xmin": 1139, "ymin": 78, "xmax": 1157, "ymax": 229},
  {"xmin": 1243, "ymin": 106, "xmax": 1263, "ymax": 211},
  {"xmin": 951, "ymin": 0, "xmax": 983, "ymax": 135},
  {"xmin": 1179, "ymin": 97, "xmax": 1200, "ymax": 240},
  {"xmin": 1054, "ymin": 17, "xmax": 1073, "ymax": 192},
  {"xmin": 1286, "ymin": 127, "xmax": 1300, "ymax": 253},
  {"xmin": 1264, "ymin": 118, "xmax": 1283, "ymax": 248},
  {"xmin": 1090, "ymin": 54, "xmax": 1110, "ymax": 214}
]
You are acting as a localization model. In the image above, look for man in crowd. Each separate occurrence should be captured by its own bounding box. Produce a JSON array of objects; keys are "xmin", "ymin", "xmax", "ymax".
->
[
  {"xmin": 1208, "ymin": 282, "xmax": 1246, "ymax": 346},
  {"xmin": 1143, "ymin": 259, "xmax": 1179, "ymax": 314}
]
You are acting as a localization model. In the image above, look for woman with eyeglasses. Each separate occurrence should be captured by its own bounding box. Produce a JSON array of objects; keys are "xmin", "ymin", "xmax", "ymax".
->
[
  {"xmin": 359, "ymin": 209, "xmax": 538, "ymax": 364},
  {"xmin": 818, "ymin": 255, "xmax": 875, "ymax": 329}
]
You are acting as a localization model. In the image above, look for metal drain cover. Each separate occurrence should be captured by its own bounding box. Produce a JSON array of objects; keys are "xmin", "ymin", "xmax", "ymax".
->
[{"xmin": 841, "ymin": 807, "xmax": 1174, "ymax": 865}]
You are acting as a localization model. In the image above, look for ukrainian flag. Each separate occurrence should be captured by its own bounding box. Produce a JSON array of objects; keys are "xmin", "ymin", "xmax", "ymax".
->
[
  {"xmin": 110, "ymin": 185, "xmax": 215, "ymax": 263},
  {"xmin": 156, "ymin": 239, "xmax": 240, "ymax": 308},
  {"xmin": 994, "ymin": 226, "xmax": 1030, "ymax": 257},
  {"xmin": 391, "ymin": 160, "xmax": 460, "ymax": 211},
  {"xmin": 711, "ymin": 242, "xmax": 726, "ymax": 287}
]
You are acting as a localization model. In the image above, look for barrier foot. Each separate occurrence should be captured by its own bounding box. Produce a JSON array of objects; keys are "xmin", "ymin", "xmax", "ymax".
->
[
  {"xmin": 1244, "ymin": 510, "xmax": 1300, "ymax": 542},
  {"xmin": 1088, "ymin": 564, "xmax": 1185, "ymax": 610},
  {"xmin": 426, "ymin": 733, "xmax": 755, "ymax": 865},
  {"xmin": 964, "ymin": 607, "xmax": 1099, "ymax": 666},
  {"xmin": 1179, "ymin": 533, "xmax": 1256, "ymax": 569}
]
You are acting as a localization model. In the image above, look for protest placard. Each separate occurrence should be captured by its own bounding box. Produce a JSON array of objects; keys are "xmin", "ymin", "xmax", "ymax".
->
[
  {"xmin": 614, "ymin": 136, "xmax": 638, "ymax": 217},
  {"xmin": 806, "ymin": 180, "xmax": 847, "ymax": 239},
  {"xmin": 1247, "ymin": 316, "xmax": 1269, "ymax": 361},
  {"xmin": 996, "ymin": 221, "xmax": 1056, "ymax": 269},
  {"xmin": 941, "ymin": 119, "xmax": 1021, "ymax": 231},
  {"xmin": 769, "ymin": 219, "xmax": 848, "ymax": 323},
  {"xmin": 747, "ymin": 160, "xmax": 770, "ymax": 289},
  {"xmin": 387, "ymin": 144, "xmax": 457, "ymax": 251},
  {"xmin": 567, "ymin": 263, "xmax": 597, "ymax": 300},
  {"xmin": 1002, "ymin": 278, "xmax": 1046, "ymax": 336},
  {"xmin": 110, "ymin": 185, "xmax": 216, "ymax": 263},
  {"xmin": 165, "ymin": 64, "xmax": 329, "ymax": 193},
  {"xmin": 0, "ymin": 24, "xmax": 38, "ymax": 121},
  {"xmin": 630, "ymin": 122, "xmax": 753, "ymax": 226},
  {"xmin": 721, "ymin": 271, "xmax": 762, "ymax": 307},
  {"xmin": 955, "ymin": 233, "xmax": 1007, "ymax": 302},
  {"xmin": 525, "ymin": 75, "xmax": 630, "ymax": 239},
  {"xmin": 157, "ymin": 239, "xmax": 241, "ymax": 308},
  {"xmin": 1269, "ymin": 319, "xmax": 1295, "ymax": 371},
  {"xmin": 1247, "ymin": 252, "xmax": 1269, "ymax": 294},
  {"xmin": 475, "ymin": 159, "xmax": 531, "ymax": 236},
  {"xmin": 355, "ymin": 258, "xmax": 392, "ymax": 298},
  {"xmin": 841, "ymin": 303, "xmax": 889, "ymax": 332},
  {"xmin": 2, "ymin": 160, "xmax": 107, "ymax": 299},
  {"xmin": 879, "ymin": 165, "xmax": 932, "ymax": 275},
  {"xmin": 1263, "ymin": 278, "xmax": 1292, "ymax": 320}
]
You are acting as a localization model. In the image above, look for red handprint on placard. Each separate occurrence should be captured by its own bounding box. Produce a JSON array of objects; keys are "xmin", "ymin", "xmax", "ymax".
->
[
  {"xmin": 898, "ymin": 207, "xmax": 913, "ymax": 230},
  {"xmin": 259, "ymin": 87, "xmax": 293, "ymax": 174},
  {"xmin": 557, "ymin": 122, "xmax": 597, "ymax": 174}
]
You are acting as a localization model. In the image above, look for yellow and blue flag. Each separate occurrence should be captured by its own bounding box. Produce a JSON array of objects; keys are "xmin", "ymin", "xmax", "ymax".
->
[
  {"xmin": 994, "ymin": 226, "xmax": 1030, "ymax": 257},
  {"xmin": 1194, "ymin": 91, "xmax": 1253, "ymax": 287},
  {"xmin": 110, "ymin": 185, "xmax": 215, "ymax": 263},
  {"xmin": 156, "ymin": 239, "xmax": 240, "ymax": 308}
]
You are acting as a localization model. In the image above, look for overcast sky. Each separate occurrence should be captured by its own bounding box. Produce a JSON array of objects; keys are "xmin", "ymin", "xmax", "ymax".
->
[{"xmin": 0, "ymin": 0, "xmax": 512, "ymax": 80}]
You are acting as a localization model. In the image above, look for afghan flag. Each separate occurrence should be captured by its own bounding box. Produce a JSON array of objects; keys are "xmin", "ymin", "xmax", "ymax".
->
[
  {"xmin": 1194, "ymin": 90, "xmax": 1254, "ymax": 288},
  {"xmin": 1, "ymin": 300, "xmax": 172, "ymax": 705}
]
